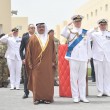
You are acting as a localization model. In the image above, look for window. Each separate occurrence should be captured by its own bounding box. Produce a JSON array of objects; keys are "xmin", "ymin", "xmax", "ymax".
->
[
  {"xmin": 100, "ymin": 7, "xmax": 102, "ymax": 11},
  {"xmin": 91, "ymin": 12, "xmax": 93, "ymax": 17},
  {"xmin": 0, "ymin": 24, "xmax": 3, "ymax": 34},
  {"xmin": 95, "ymin": 9, "xmax": 97, "ymax": 16},
  {"xmin": 105, "ymin": 4, "xmax": 108, "ymax": 11},
  {"xmin": 87, "ymin": 14, "xmax": 89, "ymax": 20}
]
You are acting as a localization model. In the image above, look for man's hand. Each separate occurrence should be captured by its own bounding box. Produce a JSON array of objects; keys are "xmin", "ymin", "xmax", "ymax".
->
[
  {"xmin": 94, "ymin": 27, "xmax": 98, "ymax": 31},
  {"xmin": 67, "ymin": 21, "xmax": 73, "ymax": 26},
  {"xmin": 52, "ymin": 63, "xmax": 55, "ymax": 66},
  {"xmin": 22, "ymin": 59, "xmax": 25, "ymax": 64},
  {"xmin": 8, "ymin": 32, "xmax": 13, "ymax": 37}
]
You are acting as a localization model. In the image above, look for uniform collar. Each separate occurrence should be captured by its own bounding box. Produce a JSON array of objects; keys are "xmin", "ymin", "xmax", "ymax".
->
[
  {"xmin": 99, "ymin": 30, "xmax": 107, "ymax": 35},
  {"xmin": 74, "ymin": 27, "xmax": 81, "ymax": 31},
  {"xmin": 71, "ymin": 27, "xmax": 82, "ymax": 34},
  {"xmin": 12, "ymin": 35, "xmax": 18, "ymax": 38}
]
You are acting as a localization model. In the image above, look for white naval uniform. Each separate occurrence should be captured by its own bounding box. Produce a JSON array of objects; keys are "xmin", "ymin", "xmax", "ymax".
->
[
  {"xmin": 0, "ymin": 34, "xmax": 22, "ymax": 89},
  {"xmin": 89, "ymin": 30, "xmax": 110, "ymax": 94},
  {"xmin": 61, "ymin": 26, "xmax": 91, "ymax": 99}
]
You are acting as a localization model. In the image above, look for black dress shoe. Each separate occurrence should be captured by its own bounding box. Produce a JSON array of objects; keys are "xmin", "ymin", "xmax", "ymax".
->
[
  {"xmin": 44, "ymin": 100, "xmax": 51, "ymax": 104},
  {"xmin": 92, "ymin": 79, "xmax": 96, "ymax": 82},
  {"xmin": 54, "ymin": 81, "xmax": 59, "ymax": 86},
  {"xmin": 22, "ymin": 94, "xmax": 28, "ymax": 99},
  {"xmin": 33, "ymin": 100, "xmax": 40, "ymax": 105},
  {"xmin": 39, "ymin": 100, "xmax": 44, "ymax": 103}
]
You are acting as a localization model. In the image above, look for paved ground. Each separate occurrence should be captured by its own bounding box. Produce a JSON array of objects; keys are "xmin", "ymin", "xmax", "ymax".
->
[{"xmin": 0, "ymin": 81, "xmax": 110, "ymax": 110}]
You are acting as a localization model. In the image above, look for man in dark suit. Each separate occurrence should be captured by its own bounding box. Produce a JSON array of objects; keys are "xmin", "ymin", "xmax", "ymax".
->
[{"xmin": 20, "ymin": 24, "xmax": 35, "ymax": 99}]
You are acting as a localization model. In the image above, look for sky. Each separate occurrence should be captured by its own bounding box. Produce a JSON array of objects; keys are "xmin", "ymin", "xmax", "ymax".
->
[{"xmin": 11, "ymin": 0, "xmax": 88, "ymax": 29}]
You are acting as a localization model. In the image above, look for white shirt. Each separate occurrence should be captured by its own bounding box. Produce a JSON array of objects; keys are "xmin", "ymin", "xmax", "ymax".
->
[
  {"xmin": 89, "ymin": 29, "xmax": 110, "ymax": 62},
  {"xmin": 61, "ymin": 26, "xmax": 91, "ymax": 61},
  {"xmin": 0, "ymin": 34, "xmax": 22, "ymax": 60},
  {"xmin": 29, "ymin": 33, "xmax": 33, "ymax": 37}
]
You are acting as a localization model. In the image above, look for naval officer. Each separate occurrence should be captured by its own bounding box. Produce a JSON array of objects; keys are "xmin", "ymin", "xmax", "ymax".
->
[
  {"xmin": 0, "ymin": 28, "xmax": 22, "ymax": 90},
  {"xmin": 61, "ymin": 15, "xmax": 91, "ymax": 103},
  {"xmin": 88, "ymin": 19, "xmax": 110, "ymax": 97}
]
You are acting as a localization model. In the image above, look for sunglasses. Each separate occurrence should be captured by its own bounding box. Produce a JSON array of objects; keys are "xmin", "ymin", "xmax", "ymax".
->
[{"xmin": 37, "ymin": 26, "xmax": 45, "ymax": 28}]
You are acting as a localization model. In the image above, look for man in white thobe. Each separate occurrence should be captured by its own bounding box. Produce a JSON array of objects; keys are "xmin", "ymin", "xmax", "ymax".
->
[{"xmin": 61, "ymin": 15, "xmax": 91, "ymax": 103}]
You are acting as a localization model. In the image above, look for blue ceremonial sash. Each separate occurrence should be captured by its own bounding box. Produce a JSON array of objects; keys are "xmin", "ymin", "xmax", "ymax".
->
[{"xmin": 66, "ymin": 29, "xmax": 87, "ymax": 58}]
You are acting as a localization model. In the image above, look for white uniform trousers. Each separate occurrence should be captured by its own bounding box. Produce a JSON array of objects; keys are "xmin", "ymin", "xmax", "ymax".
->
[
  {"xmin": 69, "ymin": 60, "xmax": 87, "ymax": 99},
  {"xmin": 7, "ymin": 57, "xmax": 22, "ymax": 88},
  {"xmin": 94, "ymin": 58, "xmax": 110, "ymax": 94}
]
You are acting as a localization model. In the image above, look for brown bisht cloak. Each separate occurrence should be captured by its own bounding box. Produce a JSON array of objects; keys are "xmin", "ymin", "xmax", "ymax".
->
[{"xmin": 25, "ymin": 34, "xmax": 56, "ymax": 102}]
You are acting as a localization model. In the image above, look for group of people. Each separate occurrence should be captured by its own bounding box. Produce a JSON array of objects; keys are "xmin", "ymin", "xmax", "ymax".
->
[
  {"xmin": 61, "ymin": 14, "xmax": 110, "ymax": 103},
  {"xmin": 0, "ymin": 23, "xmax": 59, "ymax": 104},
  {"xmin": 0, "ymin": 14, "xmax": 110, "ymax": 105}
]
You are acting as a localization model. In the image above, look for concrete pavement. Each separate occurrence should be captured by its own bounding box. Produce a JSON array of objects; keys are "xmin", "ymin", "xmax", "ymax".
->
[{"xmin": 0, "ymin": 81, "xmax": 110, "ymax": 110}]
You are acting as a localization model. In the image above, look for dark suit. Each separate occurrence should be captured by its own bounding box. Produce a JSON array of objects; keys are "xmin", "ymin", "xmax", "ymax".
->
[
  {"xmin": 90, "ymin": 58, "xmax": 95, "ymax": 82},
  {"xmin": 20, "ymin": 32, "xmax": 29, "ymax": 96},
  {"xmin": 90, "ymin": 41, "xmax": 96, "ymax": 82}
]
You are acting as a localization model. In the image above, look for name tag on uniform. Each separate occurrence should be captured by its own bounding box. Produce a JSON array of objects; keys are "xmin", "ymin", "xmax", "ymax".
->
[
  {"xmin": 106, "ymin": 36, "xmax": 110, "ymax": 40},
  {"xmin": 16, "ymin": 40, "xmax": 21, "ymax": 43}
]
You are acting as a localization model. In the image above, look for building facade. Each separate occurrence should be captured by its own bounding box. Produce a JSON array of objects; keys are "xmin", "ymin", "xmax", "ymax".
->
[
  {"xmin": 75, "ymin": 0, "xmax": 110, "ymax": 30},
  {"xmin": 11, "ymin": 17, "xmax": 28, "ymax": 36},
  {"xmin": 55, "ymin": 0, "xmax": 110, "ymax": 43},
  {"xmin": 0, "ymin": 0, "xmax": 11, "ymax": 34}
]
